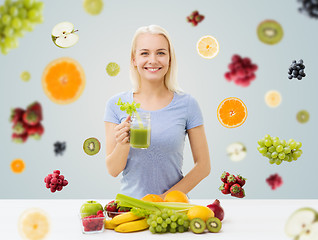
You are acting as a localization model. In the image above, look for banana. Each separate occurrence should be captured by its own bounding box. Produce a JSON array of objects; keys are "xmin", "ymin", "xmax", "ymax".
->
[
  {"xmin": 109, "ymin": 211, "xmax": 143, "ymax": 225},
  {"xmin": 114, "ymin": 218, "xmax": 149, "ymax": 233},
  {"xmin": 105, "ymin": 219, "xmax": 118, "ymax": 230}
]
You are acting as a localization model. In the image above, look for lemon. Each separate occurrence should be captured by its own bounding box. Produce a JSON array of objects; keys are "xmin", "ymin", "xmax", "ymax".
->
[
  {"xmin": 196, "ymin": 35, "xmax": 220, "ymax": 59},
  {"xmin": 187, "ymin": 206, "xmax": 214, "ymax": 222},
  {"xmin": 18, "ymin": 208, "xmax": 50, "ymax": 240},
  {"xmin": 265, "ymin": 90, "xmax": 282, "ymax": 108},
  {"xmin": 106, "ymin": 62, "xmax": 120, "ymax": 77}
]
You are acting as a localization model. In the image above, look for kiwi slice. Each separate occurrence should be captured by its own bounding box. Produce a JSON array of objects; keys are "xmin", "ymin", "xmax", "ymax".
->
[
  {"xmin": 206, "ymin": 217, "xmax": 222, "ymax": 233},
  {"xmin": 296, "ymin": 110, "xmax": 310, "ymax": 124},
  {"xmin": 83, "ymin": 137, "xmax": 100, "ymax": 155},
  {"xmin": 257, "ymin": 20, "xmax": 283, "ymax": 45},
  {"xmin": 189, "ymin": 218, "xmax": 206, "ymax": 234}
]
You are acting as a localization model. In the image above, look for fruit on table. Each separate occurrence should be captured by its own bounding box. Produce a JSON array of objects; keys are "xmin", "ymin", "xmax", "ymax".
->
[
  {"xmin": 187, "ymin": 206, "xmax": 214, "ymax": 222},
  {"xmin": 109, "ymin": 211, "xmax": 143, "ymax": 225},
  {"xmin": 285, "ymin": 207, "xmax": 318, "ymax": 239},
  {"xmin": 82, "ymin": 210, "xmax": 105, "ymax": 232},
  {"xmin": 217, "ymin": 97, "xmax": 247, "ymax": 128},
  {"xmin": 18, "ymin": 208, "xmax": 50, "ymax": 240},
  {"xmin": 189, "ymin": 218, "xmax": 206, "ymax": 234},
  {"xmin": 164, "ymin": 190, "xmax": 189, "ymax": 203},
  {"xmin": 196, "ymin": 35, "xmax": 219, "ymax": 59},
  {"xmin": 206, "ymin": 199, "xmax": 224, "ymax": 221},
  {"xmin": 141, "ymin": 194, "xmax": 164, "ymax": 202},
  {"xmin": 105, "ymin": 200, "xmax": 118, "ymax": 218},
  {"xmin": 83, "ymin": 137, "xmax": 101, "ymax": 156},
  {"xmin": 80, "ymin": 200, "xmax": 103, "ymax": 218},
  {"xmin": 114, "ymin": 218, "xmax": 149, "ymax": 233},
  {"xmin": 105, "ymin": 219, "xmax": 118, "ymax": 230},
  {"xmin": 257, "ymin": 19, "xmax": 283, "ymax": 45},
  {"xmin": 226, "ymin": 142, "xmax": 247, "ymax": 162},
  {"xmin": 51, "ymin": 22, "xmax": 79, "ymax": 48},
  {"xmin": 257, "ymin": 134, "xmax": 303, "ymax": 164},
  {"xmin": 206, "ymin": 217, "xmax": 222, "ymax": 233},
  {"xmin": 44, "ymin": 170, "xmax": 68, "ymax": 193}
]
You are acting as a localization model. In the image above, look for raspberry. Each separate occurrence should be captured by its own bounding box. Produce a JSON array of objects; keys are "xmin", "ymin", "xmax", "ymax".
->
[
  {"xmin": 44, "ymin": 170, "xmax": 68, "ymax": 193},
  {"xmin": 57, "ymin": 179, "xmax": 62, "ymax": 185},
  {"xmin": 51, "ymin": 178, "xmax": 58, "ymax": 184},
  {"xmin": 53, "ymin": 170, "xmax": 60, "ymax": 174},
  {"xmin": 52, "ymin": 173, "xmax": 59, "ymax": 178},
  {"xmin": 266, "ymin": 173, "xmax": 283, "ymax": 190},
  {"xmin": 62, "ymin": 180, "xmax": 68, "ymax": 186},
  {"xmin": 56, "ymin": 185, "xmax": 63, "ymax": 191},
  {"xmin": 59, "ymin": 175, "xmax": 64, "ymax": 180}
]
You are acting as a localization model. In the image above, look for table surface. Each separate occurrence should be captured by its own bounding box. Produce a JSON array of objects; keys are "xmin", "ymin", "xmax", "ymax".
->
[{"xmin": 1, "ymin": 199, "xmax": 318, "ymax": 240}]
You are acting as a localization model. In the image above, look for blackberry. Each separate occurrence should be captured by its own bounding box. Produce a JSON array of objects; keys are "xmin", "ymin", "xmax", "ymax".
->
[
  {"xmin": 288, "ymin": 59, "xmax": 306, "ymax": 80},
  {"xmin": 298, "ymin": 0, "xmax": 318, "ymax": 19},
  {"xmin": 54, "ymin": 141, "xmax": 66, "ymax": 156}
]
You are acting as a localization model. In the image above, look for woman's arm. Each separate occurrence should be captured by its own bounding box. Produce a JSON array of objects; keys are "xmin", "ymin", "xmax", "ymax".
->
[
  {"xmin": 160, "ymin": 125, "xmax": 211, "ymax": 198},
  {"xmin": 105, "ymin": 116, "xmax": 131, "ymax": 177}
]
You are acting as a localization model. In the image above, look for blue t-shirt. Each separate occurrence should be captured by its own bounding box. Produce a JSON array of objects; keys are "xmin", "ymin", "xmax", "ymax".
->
[{"xmin": 104, "ymin": 91, "xmax": 203, "ymax": 199}]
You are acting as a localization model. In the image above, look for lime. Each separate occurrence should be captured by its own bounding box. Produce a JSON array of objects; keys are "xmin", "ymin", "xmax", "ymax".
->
[
  {"xmin": 83, "ymin": 0, "xmax": 103, "ymax": 15},
  {"xmin": 106, "ymin": 62, "xmax": 120, "ymax": 77}
]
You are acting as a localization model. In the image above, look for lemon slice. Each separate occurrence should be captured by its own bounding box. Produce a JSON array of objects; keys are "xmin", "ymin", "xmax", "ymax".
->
[
  {"xmin": 265, "ymin": 90, "xmax": 282, "ymax": 107},
  {"xmin": 196, "ymin": 35, "xmax": 220, "ymax": 59},
  {"xmin": 20, "ymin": 71, "xmax": 31, "ymax": 82},
  {"xmin": 18, "ymin": 208, "xmax": 50, "ymax": 240},
  {"xmin": 106, "ymin": 62, "xmax": 120, "ymax": 76}
]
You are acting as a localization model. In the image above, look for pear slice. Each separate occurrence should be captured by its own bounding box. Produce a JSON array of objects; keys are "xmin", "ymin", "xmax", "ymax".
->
[
  {"xmin": 51, "ymin": 22, "xmax": 79, "ymax": 48},
  {"xmin": 226, "ymin": 142, "xmax": 247, "ymax": 162},
  {"xmin": 285, "ymin": 208, "xmax": 318, "ymax": 238}
]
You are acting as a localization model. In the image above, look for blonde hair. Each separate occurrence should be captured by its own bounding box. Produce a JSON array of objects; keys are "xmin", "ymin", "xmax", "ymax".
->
[{"xmin": 129, "ymin": 25, "xmax": 182, "ymax": 93}]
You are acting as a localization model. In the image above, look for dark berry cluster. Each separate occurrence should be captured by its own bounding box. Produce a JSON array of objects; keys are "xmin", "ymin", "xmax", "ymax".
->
[
  {"xmin": 82, "ymin": 210, "xmax": 105, "ymax": 232},
  {"xmin": 288, "ymin": 59, "xmax": 306, "ymax": 80},
  {"xmin": 266, "ymin": 173, "xmax": 283, "ymax": 190},
  {"xmin": 298, "ymin": 0, "xmax": 318, "ymax": 19},
  {"xmin": 224, "ymin": 54, "xmax": 258, "ymax": 87},
  {"xmin": 54, "ymin": 141, "xmax": 66, "ymax": 156},
  {"xmin": 186, "ymin": 10, "xmax": 205, "ymax": 26},
  {"xmin": 44, "ymin": 170, "xmax": 68, "ymax": 193}
]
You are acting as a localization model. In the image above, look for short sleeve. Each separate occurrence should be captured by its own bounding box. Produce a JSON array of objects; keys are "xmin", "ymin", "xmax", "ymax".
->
[
  {"xmin": 186, "ymin": 95, "xmax": 203, "ymax": 130},
  {"xmin": 104, "ymin": 97, "xmax": 120, "ymax": 124}
]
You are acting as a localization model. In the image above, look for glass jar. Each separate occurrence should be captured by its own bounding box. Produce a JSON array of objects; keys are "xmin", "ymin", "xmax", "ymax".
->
[{"xmin": 130, "ymin": 112, "xmax": 151, "ymax": 149}]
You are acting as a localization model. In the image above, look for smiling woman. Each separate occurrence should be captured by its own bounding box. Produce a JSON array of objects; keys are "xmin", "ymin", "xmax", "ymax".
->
[{"xmin": 104, "ymin": 25, "xmax": 211, "ymax": 199}]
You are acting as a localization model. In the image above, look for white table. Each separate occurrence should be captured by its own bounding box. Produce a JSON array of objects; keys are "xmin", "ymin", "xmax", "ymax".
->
[{"xmin": 1, "ymin": 199, "xmax": 317, "ymax": 239}]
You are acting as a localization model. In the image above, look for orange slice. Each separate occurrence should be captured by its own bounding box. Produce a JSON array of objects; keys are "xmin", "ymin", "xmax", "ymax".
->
[
  {"xmin": 11, "ymin": 158, "xmax": 25, "ymax": 174},
  {"xmin": 217, "ymin": 97, "xmax": 247, "ymax": 128},
  {"xmin": 42, "ymin": 57, "xmax": 85, "ymax": 104},
  {"xmin": 196, "ymin": 35, "xmax": 220, "ymax": 59}
]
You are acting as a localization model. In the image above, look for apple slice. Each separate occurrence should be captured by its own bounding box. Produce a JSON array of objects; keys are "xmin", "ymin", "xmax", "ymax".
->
[
  {"xmin": 51, "ymin": 22, "xmax": 79, "ymax": 48},
  {"xmin": 298, "ymin": 222, "xmax": 318, "ymax": 240},
  {"xmin": 226, "ymin": 142, "xmax": 247, "ymax": 162},
  {"xmin": 285, "ymin": 208, "xmax": 318, "ymax": 238}
]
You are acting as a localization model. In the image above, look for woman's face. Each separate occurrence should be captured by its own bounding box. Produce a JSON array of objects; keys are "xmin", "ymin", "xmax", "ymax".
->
[{"xmin": 133, "ymin": 33, "xmax": 170, "ymax": 84}]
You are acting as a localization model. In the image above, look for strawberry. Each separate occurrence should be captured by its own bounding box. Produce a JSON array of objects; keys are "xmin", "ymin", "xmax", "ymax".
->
[
  {"xmin": 27, "ymin": 101, "xmax": 43, "ymax": 121},
  {"xmin": 235, "ymin": 175, "xmax": 246, "ymax": 187},
  {"xmin": 220, "ymin": 171, "xmax": 230, "ymax": 183},
  {"xmin": 230, "ymin": 183, "xmax": 242, "ymax": 194},
  {"xmin": 227, "ymin": 174, "xmax": 237, "ymax": 186},
  {"xmin": 117, "ymin": 207, "xmax": 131, "ymax": 213},
  {"xmin": 12, "ymin": 121, "xmax": 28, "ymax": 134},
  {"xmin": 12, "ymin": 132, "xmax": 28, "ymax": 143},
  {"xmin": 192, "ymin": 10, "xmax": 199, "ymax": 17},
  {"xmin": 231, "ymin": 188, "xmax": 245, "ymax": 198},
  {"xmin": 10, "ymin": 108, "xmax": 25, "ymax": 124},
  {"xmin": 105, "ymin": 200, "xmax": 117, "ymax": 218},
  {"xmin": 195, "ymin": 15, "xmax": 203, "ymax": 23},
  {"xmin": 28, "ymin": 123, "xmax": 44, "ymax": 139},
  {"xmin": 219, "ymin": 183, "xmax": 231, "ymax": 194},
  {"xmin": 22, "ymin": 110, "xmax": 40, "ymax": 126}
]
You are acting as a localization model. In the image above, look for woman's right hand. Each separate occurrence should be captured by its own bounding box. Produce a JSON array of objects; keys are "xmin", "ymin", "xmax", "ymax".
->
[{"xmin": 114, "ymin": 115, "xmax": 131, "ymax": 145}]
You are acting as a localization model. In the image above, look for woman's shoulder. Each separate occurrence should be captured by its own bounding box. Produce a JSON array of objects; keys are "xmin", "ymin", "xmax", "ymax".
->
[{"xmin": 174, "ymin": 91, "xmax": 197, "ymax": 103}]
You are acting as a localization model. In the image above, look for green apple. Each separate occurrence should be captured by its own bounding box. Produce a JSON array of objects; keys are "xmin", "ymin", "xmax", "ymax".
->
[
  {"xmin": 285, "ymin": 207, "xmax": 318, "ymax": 239},
  {"xmin": 80, "ymin": 200, "xmax": 103, "ymax": 218},
  {"xmin": 51, "ymin": 22, "xmax": 79, "ymax": 48}
]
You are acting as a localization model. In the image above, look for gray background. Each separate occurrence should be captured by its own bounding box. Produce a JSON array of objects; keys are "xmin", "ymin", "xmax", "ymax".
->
[{"xmin": 0, "ymin": 0, "xmax": 317, "ymax": 199}]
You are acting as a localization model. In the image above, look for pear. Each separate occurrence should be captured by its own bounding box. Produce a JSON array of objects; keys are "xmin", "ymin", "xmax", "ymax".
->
[
  {"xmin": 51, "ymin": 22, "xmax": 79, "ymax": 48},
  {"xmin": 285, "ymin": 207, "xmax": 318, "ymax": 239},
  {"xmin": 226, "ymin": 142, "xmax": 247, "ymax": 162}
]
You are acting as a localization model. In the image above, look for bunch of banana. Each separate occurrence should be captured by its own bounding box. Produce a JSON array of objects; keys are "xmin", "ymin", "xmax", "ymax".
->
[{"xmin": 105, "ymin": 211, "xmax": 149, "ymax": 233}]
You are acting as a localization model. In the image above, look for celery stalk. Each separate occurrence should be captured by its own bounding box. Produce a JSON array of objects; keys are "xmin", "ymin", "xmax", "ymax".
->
[{"xmin": 115, "ymin": 194, "xmax": 197, "ymax": 213}]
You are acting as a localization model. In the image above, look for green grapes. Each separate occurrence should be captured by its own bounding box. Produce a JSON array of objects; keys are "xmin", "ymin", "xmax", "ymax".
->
[
  {"xmin": 146, "ymin": 209, "xmax": 190, "ymax": 234},
  {"xmin": 257, "ymin": 134, "xmax": 303, "ymax": 165},
  {"xmin": 0, "ymin": 0, "xmax": 44, "ymax": 55}
]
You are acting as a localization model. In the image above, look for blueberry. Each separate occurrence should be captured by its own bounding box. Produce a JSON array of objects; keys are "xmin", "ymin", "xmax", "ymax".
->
[
  {"xmin": 299, "ymin": 59, "xmax": 304, "ymax": 64},
  {"xmin": 288, "ymin": 75, "xmax": 293, "ymax": 79},
  {"xmin": 292, "ymin": 70, "xmax": 298, "ymax": 76},
  {"xmin": 297, "ymin": 75, "xmax": 303, "ymax": 80},
  {"xmin": 299, "ymin": 69, "xmax": 304, "ymax": 74},
  {"xmin": 292, "ymin": 60, "xmax": 297, "ymax": 64}
]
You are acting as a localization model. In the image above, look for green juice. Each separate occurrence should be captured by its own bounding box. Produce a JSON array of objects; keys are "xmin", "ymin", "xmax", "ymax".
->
[{"xmin": 130, "ymin": 128, "xmax": 151, "ymax": 149}]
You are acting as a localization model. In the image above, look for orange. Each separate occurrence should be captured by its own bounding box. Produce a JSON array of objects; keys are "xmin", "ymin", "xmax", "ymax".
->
[
  {"xmin": 141, "ymin": 194, "xmax": 164, "ymax": 202},
  {"xmin": 196, "ymin": 35, "xmax": 220, "ymax": 59},
  {"xmin": 217, "ymin": 97, "xmax": 247, "ymax": 128},
  {"xmin": 11, "ymin": 158, "xmax": 25, "ymax": 174},
  {"xmin": 163, "ymin": 190, "xmax": 189, "ymax": 203},
  {"xmin": 42, "ymin": 57, "xmax": 85, "ymax": 104},
  {"xmin": 187, "ymin": 206, "xmax": 214, "ymax": 221}
]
